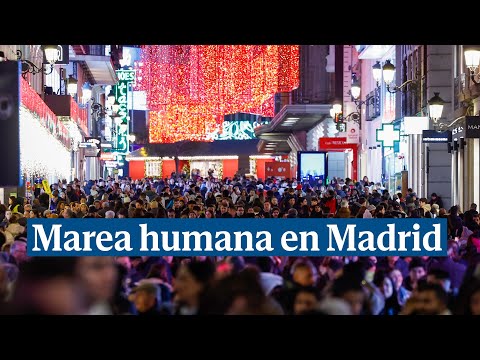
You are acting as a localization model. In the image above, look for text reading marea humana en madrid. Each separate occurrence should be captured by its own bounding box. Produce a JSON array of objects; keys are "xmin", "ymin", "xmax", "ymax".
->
[{"xmin": 30, "ymin": 222, "xmax": 445, "ymax": 255}]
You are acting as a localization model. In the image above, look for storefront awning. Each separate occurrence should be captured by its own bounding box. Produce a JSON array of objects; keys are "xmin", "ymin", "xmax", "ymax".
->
[
  {"xmin": 74, "ymin": 55, "xmax": 118, "ymax": 85},
  {"xmin": 254, "ymin": 104, "xmax": 332, "ymax": 154},
  {"xmin": 127, "ymin": 139, "xmax": 262, "ymax": 160}
]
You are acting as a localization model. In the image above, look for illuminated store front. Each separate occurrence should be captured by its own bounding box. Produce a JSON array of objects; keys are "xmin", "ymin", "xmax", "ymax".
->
[{"xmin": 20, "ymin": 78, "xmax": 72, "ymax": 183}]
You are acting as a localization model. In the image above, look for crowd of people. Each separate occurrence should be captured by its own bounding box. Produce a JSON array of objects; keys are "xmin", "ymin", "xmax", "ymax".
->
[{"xmin": 1, "ymin": 173, "xmax": 480, "ymax": 315}]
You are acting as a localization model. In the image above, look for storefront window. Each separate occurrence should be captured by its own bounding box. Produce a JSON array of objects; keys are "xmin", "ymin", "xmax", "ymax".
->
[
  {"xmin": 145, "ymin": 161, "xmax": 162, "ymax": 177},
  {"xmin": 384, "ymin": 121, "xmax": 409, "ymax": 195}
]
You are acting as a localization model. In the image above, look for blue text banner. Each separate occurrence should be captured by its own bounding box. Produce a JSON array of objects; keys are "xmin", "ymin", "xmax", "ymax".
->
[{"xmin": 27, "ymin": 218, "xmax": 448, "ymax": 257}]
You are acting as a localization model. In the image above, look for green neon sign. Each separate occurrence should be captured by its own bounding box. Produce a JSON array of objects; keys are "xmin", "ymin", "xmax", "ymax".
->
[{"xmin": 113, "ymin": 69, "xmax": 135, "ymax": 154}]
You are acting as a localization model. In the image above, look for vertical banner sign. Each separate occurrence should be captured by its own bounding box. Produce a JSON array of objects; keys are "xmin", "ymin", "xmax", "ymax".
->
[
  {"xmin": 346, "ymin": 121, "xmax": 360, "ymax": 144},
  {"xmin": 114, "ymin": 69, "xmax": 135, "ymax": 154},
  {"xmin": 0, "ymin": 61, "xmax": 21, "ymax": 187},
  {"xmin": 42, "ymin": 179, "xmax": 52, "ymax": 195}
]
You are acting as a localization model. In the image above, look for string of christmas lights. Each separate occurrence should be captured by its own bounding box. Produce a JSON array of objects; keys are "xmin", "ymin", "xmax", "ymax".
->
[
  {"xmin": 20, "ymin": 107, "xmax": 72, "ymax": 179},
  {"xmin": 20, "ymin": 78, "xmax": 71, "ymax": 149},
  {"xmin": 70, "ymin": 97, "xmax": 88, "ymax": 135},
  {"xmin": 135, "ymin": 45, "xmax": 299, "ymax": 143}
]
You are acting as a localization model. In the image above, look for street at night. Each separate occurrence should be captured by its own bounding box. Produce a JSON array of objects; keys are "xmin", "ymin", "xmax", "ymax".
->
[{"xmin": 0, "ymin": 44, "xmax": 479, "ymax": 315}]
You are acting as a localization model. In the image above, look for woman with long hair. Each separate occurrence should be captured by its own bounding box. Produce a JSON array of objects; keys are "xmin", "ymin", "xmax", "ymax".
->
[
  {"xmin": 373, "ymin": 270, "xmax": 401, "ymax": 315},
  {"xmin": 56, "ymin": 201, "xmax": 66, "ymax": 215}
]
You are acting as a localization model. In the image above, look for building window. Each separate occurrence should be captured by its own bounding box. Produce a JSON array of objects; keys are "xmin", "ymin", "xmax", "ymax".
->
[
  {"xmin": 365, "ymin": 87, "xmax": 381, "ymax": 121},
  {"xmin": 145, "ymin": 161, "xmax": 162, "ymax": 177},
  {"xmin": 249, "ymin": 158, "xmax": 257, "ymax": 176}
]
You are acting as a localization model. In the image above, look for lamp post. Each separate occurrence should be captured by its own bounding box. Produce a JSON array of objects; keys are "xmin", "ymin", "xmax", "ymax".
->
[
  {"xmin": 330, "ymin": 102, "xmax": 361, "ymax": 132},
  {"xmin": 82, "ymin": 83, "xmax": 92, "ymax": 104},
  {"xmin": 16, "ymin": 47, "xmax": 60, "ymax": 80},
  {"xmin": 350, "ymin": 77, "xmax": 361, "ymax": 100},
  {"xmin": 464, "ymin": 47, "xmax": 480, "ymax": 85},
  {"xmin": 372, "ymin": 61, "xmax": 382, "ymax": 86},
  {"xmin": 427, "ymin": 92, "xmax": 445, "ymax": 124},
  {"xmin": 349, "ymin": 74, "xmax": 367, "ymax": 109},
  {"xmin": 107, "ymin": 88, "xmax": 115, "ymax": 106},
  {"xmin": 44, "ymin": 45, "xmax": 61, "ymax": 64},
  {"xmin": 373, "ymin": 59, "xmax": 419, "ymax": 93},
  {"xmin": 67, "ymin": 75, "xmax": 78, "ymax": 96}
]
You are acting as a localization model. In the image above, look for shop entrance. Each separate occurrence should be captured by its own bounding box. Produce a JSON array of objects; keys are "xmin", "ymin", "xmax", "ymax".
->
[
  {"xmin": 319, "ymin": 137, "xmax": 358, "ymax": 181},
  {"xmin": 190, "ymin": 160, "xmax": 223, "ymax": 178}
]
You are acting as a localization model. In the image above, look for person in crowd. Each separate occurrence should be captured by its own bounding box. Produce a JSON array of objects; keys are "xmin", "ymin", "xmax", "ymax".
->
[
  {"xmin": 335, "ymin": 200, "xmax": 351, "ymax": 218},
  {"xmin": 401, "ymin": 282, "xmax": 451, "ymax": 315},
  {"xmin": 7, "ymin": 174, "xmax": 480, "ymax": 316},
  {"xmin": 173, "ymin": 260, "xmax": 216, "ymax": 315},
  {"xmin": 377, "ymin": 256, "xmax": 409, "ymax": 279},
  {"xmin": 404, "ymin": 258, "xmax": 427, "ymax": 291},
  {"xmin": 429, "ymin": 192, "xmax": 444, "ymax": 209},
  {"xmin": 8, "ymin": 257, "xmax": 84, "ymax": 315},
  {"xmin": 129, "ymin": 282, "xmax": 168, "ymax": 316},
  {"xmin": 74, "ymin": 256, "xmax": 118, "ymax": 315},
  {"xmin": 292, "ymin": 286, "xmax": 321, "ymax": 315},
  {"xmin": 199, "ymin": 267, "xmax": 283, "ymax": 315}
]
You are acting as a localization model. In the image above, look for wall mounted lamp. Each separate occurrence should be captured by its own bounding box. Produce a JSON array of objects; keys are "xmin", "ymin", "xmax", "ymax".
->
[
  {"xmin": 372, "ymin": 59, "xmax": 419, "ymax": 94},
  {"xmin": 15, "ymin": 45, "xmax": 63, "ymax": 80},
  {"xmin": 464, "ymin": 47, "xmax": 480, "ymax": 85}
]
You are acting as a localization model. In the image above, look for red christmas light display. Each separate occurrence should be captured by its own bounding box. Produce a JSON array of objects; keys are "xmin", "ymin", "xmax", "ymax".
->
[
  {"xmin": 70, "ymin": 97, "xmax": 88, "ymax": 135},
  {"xmin": 135, "ymin": 45, "xmax": 299, "ymax": 143},
  {"xmin": 20, "ymin": 78, "xmax": 71, "ymax": 149}
]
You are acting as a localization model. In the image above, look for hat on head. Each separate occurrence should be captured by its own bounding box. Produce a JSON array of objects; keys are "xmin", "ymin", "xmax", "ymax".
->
[
  {"xmin": 296, "ymin": 184, "xmax": 303, "ymax": 190},
  {"xmin": 367, "ymin": 205, "xmax": 376, "ymax": 212}
]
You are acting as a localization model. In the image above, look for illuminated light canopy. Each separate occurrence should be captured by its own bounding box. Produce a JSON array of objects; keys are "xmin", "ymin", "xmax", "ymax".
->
[{"xmin": 135, "ymin": 45, "xmax": 300, "ymax": 143}]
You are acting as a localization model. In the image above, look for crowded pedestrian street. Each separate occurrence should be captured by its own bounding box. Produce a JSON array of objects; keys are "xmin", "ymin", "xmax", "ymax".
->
[{"xmin": 1, "ymin": 44, "xmax": 480, "ymax": 315}]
